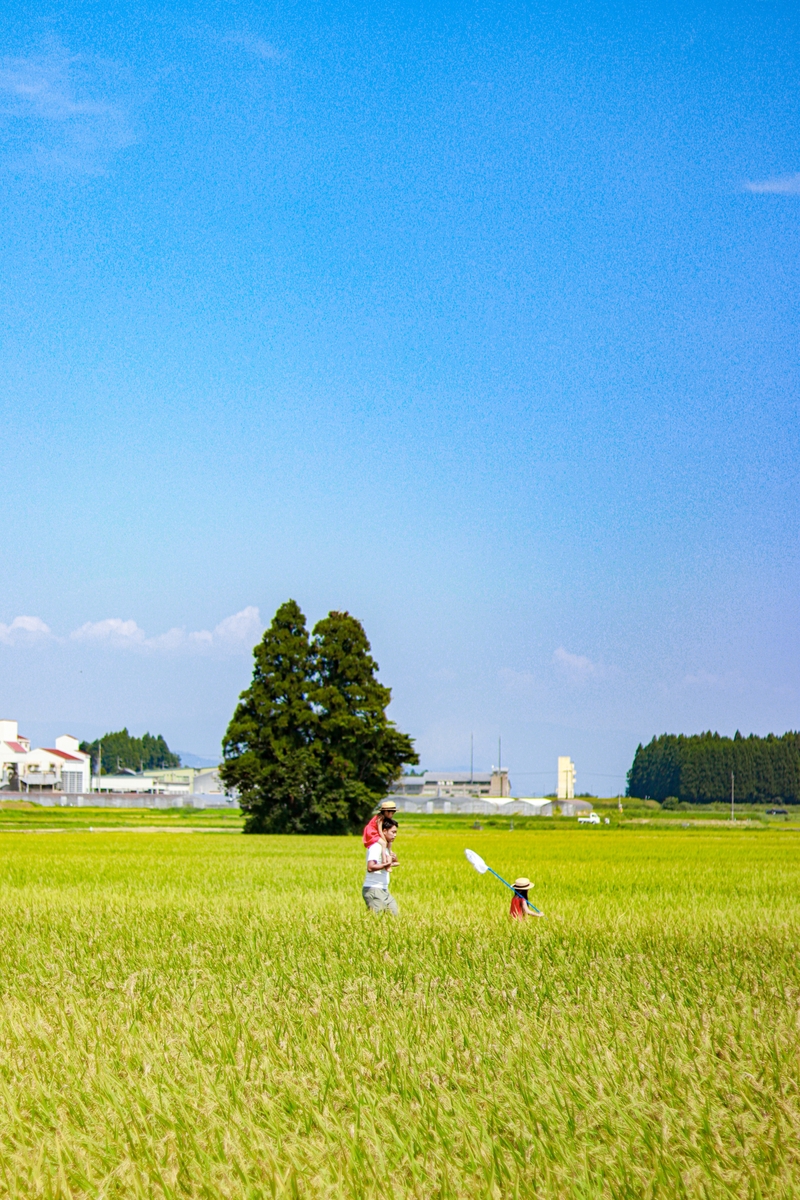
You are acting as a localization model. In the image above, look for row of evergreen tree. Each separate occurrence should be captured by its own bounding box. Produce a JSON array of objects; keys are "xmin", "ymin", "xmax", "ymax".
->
[
  {"xmin": 220, "ymin": 600, "xmax": 418, "ymax": 833},
  {"xmin": 79, "ymin": 729, "xmax": 180, "ymax": 775},
  {"xmin": 627, "ymin": 731, "xmax": 800, "ymax": 803}
]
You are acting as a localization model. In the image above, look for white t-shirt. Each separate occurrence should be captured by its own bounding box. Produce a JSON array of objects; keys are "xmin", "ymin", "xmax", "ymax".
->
[{"xmin": 364, "ymin": 842, "xmax": 390, "ymax": 890}]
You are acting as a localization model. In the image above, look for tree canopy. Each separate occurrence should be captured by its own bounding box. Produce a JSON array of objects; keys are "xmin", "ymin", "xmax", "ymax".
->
[
  {"xmin": 220, "ymin": 600, "xmax": 418, "ymax": 833},
  {"xmin": 79, "ymin": 729, "xmax": 180, "ymax": 775},
  {"xmin": 627, "ymin": 731, "xmax": 800, "ymax": 804}
]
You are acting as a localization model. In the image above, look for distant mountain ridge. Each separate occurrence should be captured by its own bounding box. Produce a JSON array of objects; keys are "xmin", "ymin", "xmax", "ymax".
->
[{"xmin": 176, "ymin": 752, "xmax": 221, "ymax": 769}]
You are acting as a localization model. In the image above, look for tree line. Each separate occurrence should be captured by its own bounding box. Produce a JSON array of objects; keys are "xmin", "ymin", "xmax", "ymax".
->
[
  {"xmin": 220, "ymin": 600, "xmax": 418, "ymax": 833},
  {"xmin": 627, "ymin": 731, "xmax": 800, "ymax": 803},
  {"xmin": 80, "ymin": 729, "xmax": 180, "ymax": 775}
]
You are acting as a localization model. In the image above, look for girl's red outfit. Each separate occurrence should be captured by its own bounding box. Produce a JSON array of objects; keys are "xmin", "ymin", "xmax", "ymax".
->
[
  {"xmin": 510, "ymin": 895, "xmax": 528, "ymax": 919},
  {"xmin": 362, "ymin": 815, "xmax": 382, "ymax": 847}
]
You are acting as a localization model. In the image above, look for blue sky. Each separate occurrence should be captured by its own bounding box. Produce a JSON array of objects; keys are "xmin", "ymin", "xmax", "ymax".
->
[{"xmin": 0, "ymin": 1, "xmax": 797, "ymax": 793}]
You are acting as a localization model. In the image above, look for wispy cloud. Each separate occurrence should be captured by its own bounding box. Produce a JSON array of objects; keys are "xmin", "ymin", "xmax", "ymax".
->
[
  {"xmin": 69, "ymin": 607, "xmax": 262, "ymax": 654},
  {"xmin": 554, "ymin": 648, "xmax": 597, "ymax": 676},
  {"xmin": 743, "ymin": 173, "xmax": 800, "ymax": 195},
  {"xmin": 0, "ymin": 44, "xmax": 134, "ymax": 174},
  {"xmin": 554, "ymin": 648, "xmax": 618, "ymax": 686},
  {"xmin": 0, "ymin": 615, "xmax": 52, "ymax": 645},
  {"xmin": 223, "ymin": 32, "xmax": 283, "ymax": 62}
]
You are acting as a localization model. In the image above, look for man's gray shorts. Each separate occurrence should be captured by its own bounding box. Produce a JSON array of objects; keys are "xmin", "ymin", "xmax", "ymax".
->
[{"xmin": 362, "ymin": 886, "xmax": 399, "ymax": 915}]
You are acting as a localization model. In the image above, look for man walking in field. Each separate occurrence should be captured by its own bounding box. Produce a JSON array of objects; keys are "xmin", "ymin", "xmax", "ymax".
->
[{"xmin": 362, "ymin": 817, "xmax": 400, "ymax": 915}]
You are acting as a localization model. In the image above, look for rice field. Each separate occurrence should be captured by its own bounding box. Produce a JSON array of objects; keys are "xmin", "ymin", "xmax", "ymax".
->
[{"xmin": 0, "ymin": 823, "xmax": 797, "ymax": 1198}]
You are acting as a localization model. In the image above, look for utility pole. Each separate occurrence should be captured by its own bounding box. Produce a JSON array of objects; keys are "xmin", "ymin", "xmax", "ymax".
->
[
  {"xmin": 96, "ymin": 741, "xmax": 102, "ymax": 791},
  {"xmin": 731, "ymin": 771, "xmax": 735, "ymax": 823}
]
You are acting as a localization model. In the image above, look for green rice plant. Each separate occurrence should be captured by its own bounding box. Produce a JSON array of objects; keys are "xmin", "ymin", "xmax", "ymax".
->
[{"xmin": 0, "ymin": 828, "xmax": 797, "ymax": 1197}]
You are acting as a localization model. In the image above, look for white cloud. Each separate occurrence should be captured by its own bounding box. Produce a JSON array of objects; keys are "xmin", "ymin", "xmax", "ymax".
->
[
  {"xmin": 552, "ymin": 647, "xmax": 621, "ymax": 686},
  {"xmin": 743, "ymin": 174, "xmax": 800, "ymax": 195},
  {"xmin": 68, "ymin": 607, "xmax": 262, "ymax": 655},
  {"xmin": 0, "ymin": 44, "xmax": 134, "ymax": 174},
  {"xmin": 207, "ymin": 606, "xmax": 262, "ymax": 645},
  {"xmin": 70, "ymin": 618, "xmax": 146, "ymax": 645},
  {"xmin": 187, "ymin": 629, "xmax": 214, "ymax": 647},
  {"xmin": 553, "ymin": 646, "xmax": 599, "ymax": 679},
  {"xmin": 1, "ymin": 609, "xmax": 262, "ymax": 654},
  {"xmin": 223, "ymin": 32, "xmax": 283, "ymax": 61},
  {"xmin": 0, "ymin": 615, "xmax": 52, "ymax": 645},
  {"xmin": 150, "ymin": 627, "xmax": 194, "ymax": 651}
]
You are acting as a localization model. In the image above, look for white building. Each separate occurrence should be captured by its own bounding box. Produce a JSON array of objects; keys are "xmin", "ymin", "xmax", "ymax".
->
[
  {"xmin": 0, "ymin": 719, "xmax": 30, "ymax": 789},
  {"xmin": 91, "ymin": 765, "xmax": 224, "ymax": 796},
  {"xmin": 388, "ymin": 793, "xmax": 555, "ymax": 816},
  {"xmin": 391, "ymin": 769, "xmax": 511, "ymax": 799},
  {"xmin": 557, "ymin": 756, "xmax": 576, "ymax": 800},
  {"xmin": 91, "ymin": 773, "xmax": 166, "ymax": 794},
  {"xmin": 147, "ymin": 766, "xmax": 224, "ymax": 794},
  {"xmin": 0, "ymin": 723, "xmax": 91, "ymax": 793}
]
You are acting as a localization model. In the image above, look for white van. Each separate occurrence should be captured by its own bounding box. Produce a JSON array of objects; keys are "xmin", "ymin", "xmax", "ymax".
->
[{"xmin": 578, "ymin": 812, "xmax": 600, "ymax": 825}]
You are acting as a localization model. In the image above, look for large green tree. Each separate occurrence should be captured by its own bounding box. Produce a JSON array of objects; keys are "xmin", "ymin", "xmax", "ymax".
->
[
  {"xmin": 220, "ymin": 600, "xmax": 418, "ymax": 833},
  {"xmin": 311, "ymin": 610, "xmax": 418, "ymax": 831},
  {"xmin": 220, "ymin": 600, "xmax": 319, "ymax": 833}
]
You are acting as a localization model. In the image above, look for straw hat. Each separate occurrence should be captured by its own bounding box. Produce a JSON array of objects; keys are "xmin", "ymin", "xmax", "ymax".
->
[
  {"xmin": 513, "ymin": 877, "xmax": 532, "ymax": 890},
  {"xmin": 379, "ymin": 799, "xmax": 397, "ymax": 812}
]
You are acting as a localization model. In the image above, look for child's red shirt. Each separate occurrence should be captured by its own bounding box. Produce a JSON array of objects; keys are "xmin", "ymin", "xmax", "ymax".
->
[
  {"xmin": 362, "ymin": 815, "xmax": 382, "ymax": 847},
  {"xmin": 510, "ymin": 895, "xmax": 528, "ymax": 919}
]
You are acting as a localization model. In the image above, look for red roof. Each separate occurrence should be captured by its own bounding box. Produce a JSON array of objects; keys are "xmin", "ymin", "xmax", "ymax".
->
[
  {"xmin": 43, "ymin": 748, "xmax": 83, "ymax": 761},
  {"xmin": 3, "ymin": 742, "xmax": 28, "ymax": 754}
]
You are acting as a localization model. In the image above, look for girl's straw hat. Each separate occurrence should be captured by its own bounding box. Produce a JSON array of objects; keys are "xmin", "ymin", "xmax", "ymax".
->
[{"xmin": 513, "ymin": 877, "xmax": 532, "ymax": 890}]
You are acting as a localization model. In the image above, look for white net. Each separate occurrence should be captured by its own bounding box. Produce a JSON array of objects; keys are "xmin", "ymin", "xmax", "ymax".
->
[{"xmin": 464, "ymin": 848, "xmax": 488, "ymax": 874}]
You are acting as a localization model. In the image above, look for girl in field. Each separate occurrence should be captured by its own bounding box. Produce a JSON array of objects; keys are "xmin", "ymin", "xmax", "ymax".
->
[{"xmin": 509, "ymin": 877, "xmax": 533, "ymax": 919}]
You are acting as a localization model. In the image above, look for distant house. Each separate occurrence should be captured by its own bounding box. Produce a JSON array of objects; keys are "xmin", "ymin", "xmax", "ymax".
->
[
  {"xmin": 0, "ymin": 723, "xmax": 91, "ymax": 793},
  {"xmin": 0, "ymin": 720, "xmax": 30, "ymax": 789}
]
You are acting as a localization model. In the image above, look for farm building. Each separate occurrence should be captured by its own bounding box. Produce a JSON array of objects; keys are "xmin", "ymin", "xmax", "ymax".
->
[
  {"xmin": 387, "ymin": 794, "xmax": 595, "ymax": 817},
  {"xmin": 391, "ymin": 769, "xmax": 511, "ymax": 799}
]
